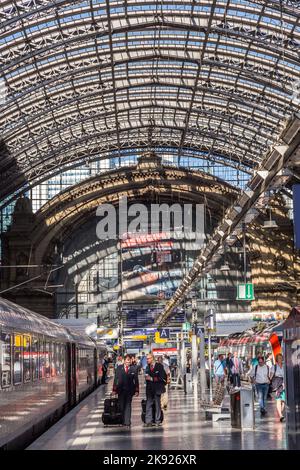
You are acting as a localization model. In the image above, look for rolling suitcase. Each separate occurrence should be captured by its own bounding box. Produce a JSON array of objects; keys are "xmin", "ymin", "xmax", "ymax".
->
[
  {"xmin": 102, "ymin": 397, "xmax": 123, "ymax": 426},
  {"xmin": 141, "ymin": 399, "xmax": 164, "ymax": 423}
]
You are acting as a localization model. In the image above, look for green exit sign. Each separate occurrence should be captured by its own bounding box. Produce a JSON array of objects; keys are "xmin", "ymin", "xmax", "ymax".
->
[
  {"xmin": 182, "ymin": 322, "xmax": 191, "ymax": 331},
  {"xmin": 237, "ymin": 283, "xmax": 254, "ymax": 301}
]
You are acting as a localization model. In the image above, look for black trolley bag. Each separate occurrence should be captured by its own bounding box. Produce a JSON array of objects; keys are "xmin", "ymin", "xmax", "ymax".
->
[
  {"xmin": 141, "ymin": 399, "xmax": 164, "ymax": 423},
  {"xmin": 102, "ymin": 396, "xmax": 123, "ymax": 426}
]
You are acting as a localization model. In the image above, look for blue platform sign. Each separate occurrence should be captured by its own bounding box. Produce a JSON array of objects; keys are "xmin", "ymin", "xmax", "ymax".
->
[
  {"xmin": 195, "ymin": 326, "xmax": 204, "ymax": 336},
  {"xmin": 159, "ymin": 328, "xmax": 170, "ymax": 339},
  {"xmin": 124, "ymin": 341, "xmax": 144, "ymax": 349},
  {"xmin": 293, "ymin": 185, "xmax": 300, "ymax": 249}
]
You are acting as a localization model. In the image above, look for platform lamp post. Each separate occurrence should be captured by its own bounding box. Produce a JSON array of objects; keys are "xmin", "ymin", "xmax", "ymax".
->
[
  {"xmin": 242, "ymin": 221, "xmax": 247, "ymax": 285},
  {"xmin": 117, "ymin": 240, "xmax": 124, "ymax": 354},
  {"xmin": 73, "ymin": 274, "xmax": 80, "ymax": 319},
  {"xmin": 191, "ymin": 296, "xmax": 198, "ymax": 395},
  {"xmin": 205, "ymin": 306, "xmax": 216, "ymax": 403}
]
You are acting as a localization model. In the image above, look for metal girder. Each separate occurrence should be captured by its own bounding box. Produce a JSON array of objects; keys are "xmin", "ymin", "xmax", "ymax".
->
[
  {"xmin": 1, "ymin": 81, "xmax": 283, "ymax": 143},
  {"xmin": 0, "ymin": 0, "xmax": 300, "ymax": 204},
  {"xmin": 29, "ymin": 164, "xmax": 239, "ymax": 256},
  {"xmin": 6, "ymin": 103, "xmax": 271, "ymax": 159},
  {"xmin": 156, "ymin": 113, "xmax": 300, "ymax": 325},
  {"xmin": 3, "ymin": 45, "xmax": 298, "ymax": 96},
  {"xmin": 0, "ymin": 125, "xmax": 256, "ymax": 201},
  {"xmin": 5, "ymin": 122, "xmax": 262, "ymax": 167},
  {"xmin": 0, "ymin": 1, "xmax": 299, "ymax": 28},
  {"xmin": 251, "ymin": 0, "xmax": 300, "ymax": 16},
  {"xmin": 0, "ymin": 143, "xmax": 250, "ymax": 211},
  {"xmin": 2, "ymin": 15, "xmax": 300, "ymax": 72},
  {"xmin": 3, "ymin": 121, "xmax": 261, "ymax": 168}
]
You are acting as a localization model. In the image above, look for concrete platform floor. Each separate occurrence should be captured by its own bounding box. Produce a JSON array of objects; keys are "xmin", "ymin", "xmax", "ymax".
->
[{"xmin": 27, "ymin": 379, "xmax": 287, "ymax": 450}]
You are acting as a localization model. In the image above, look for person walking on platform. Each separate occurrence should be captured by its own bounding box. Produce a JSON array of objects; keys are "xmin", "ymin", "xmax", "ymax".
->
[
  {"xmin": 214, "ymin": 354, "xmax": 226, "ymax": 385},
  {"xmin": 140, "ymin": 352, "xmax": 147, "ymax": 372},
  {"xmin": 266, "ymin": 352, "xmax": 273, "ymax": 369},
  {"xmin": 115, "ymin": 355, "xmax": 123, "ymax": 369},
  {"xmin": 249, "ymin": 355, "xmax": 270, "ymax": 416},
  {"xmin": 130, "ymin": 355, "xmax": 138, "ymax": 372},
  {"xmin": 266, "ymin": 352, "xmax": 274, "ymax": 398},
  {"xmin": 270, "ymin": 353, "xmax": 286, "ymax": 422},
  {"xmin": 112, "ymin": 354, "xmax": 139, "ymax": 428},
  {"xmin": 144, "ymin": 353, "xmax": 167, "ymax": 427},
  {"xmin": 205, "ymin": 355, "xmax": 211, "ymax": 388},
  {"xmin": 101, "ymin": 355, "xmax": 109, "ymax": 384},
  {"xmin": 225, "ymin": 352, "xmax": 233, "ymax": 384},
  {"xmin": 157, "ymin": 356, "xmax": 171, "ymax": 410},
  {"xmin": 230, "ymin": 351, "xmax": 243, "ymax": 389}
]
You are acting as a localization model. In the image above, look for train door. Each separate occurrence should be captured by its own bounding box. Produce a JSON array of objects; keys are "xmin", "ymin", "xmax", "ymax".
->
[
  {"xmin": 93, "ymin": 348, "xmax": 98, "ymax": 388},
  {"xmin": 66, "ymin": 342, "xmax": 76, "ymax": 408}
]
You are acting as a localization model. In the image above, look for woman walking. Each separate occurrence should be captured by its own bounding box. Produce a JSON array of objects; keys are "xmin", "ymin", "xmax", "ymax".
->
[{"xmin": 270, "ymin": 353, "xmax": 285, "ymax": 422}]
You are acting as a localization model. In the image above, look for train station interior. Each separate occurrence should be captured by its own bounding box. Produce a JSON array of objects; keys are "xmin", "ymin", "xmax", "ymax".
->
[{"xmin": 1, "ymin": 0, "xmax": 300, "ymax": 454}]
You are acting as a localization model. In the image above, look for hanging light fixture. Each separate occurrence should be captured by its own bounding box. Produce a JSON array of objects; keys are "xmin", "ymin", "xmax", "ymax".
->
[
  {"xmin": 220, "ymin": 262, "xmax": 230, "ymax": 272},
  {"xmin": 263, "ymin": 207, "xmax": 278, "ymax": 228}
]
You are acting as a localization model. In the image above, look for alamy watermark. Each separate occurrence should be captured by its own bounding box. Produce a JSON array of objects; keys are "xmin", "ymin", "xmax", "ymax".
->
[{"xmin": 96, "ymin": 196, "xmax": 205, "ymax": 250}]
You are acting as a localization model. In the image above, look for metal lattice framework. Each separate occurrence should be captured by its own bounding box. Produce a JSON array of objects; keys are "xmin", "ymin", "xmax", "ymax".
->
[{"xmin": 1, "ymin": 0, "xmax": 300, "ymax": 202}]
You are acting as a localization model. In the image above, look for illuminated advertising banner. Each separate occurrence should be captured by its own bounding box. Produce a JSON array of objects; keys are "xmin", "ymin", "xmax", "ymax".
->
[
  {"xmin": 122, "ymin": 235, "xmax": 182, "ymax": 301},
  {"xmin": 152, "ymin": 347, "xmax": 177, "ymax": 355},
  {"xmin": 216, "ymin": 312, "xmax": 288, "ymax": 322},
  {"xmin": 121, "ymin": 232, "xmax": 172, "ymax": 248},
  {"xmin": 293, "ymin": 184, "xmax": 300, "ymax": 249}
]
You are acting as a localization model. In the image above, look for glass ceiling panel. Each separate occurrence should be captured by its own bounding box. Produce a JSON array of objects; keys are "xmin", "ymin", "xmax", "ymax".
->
[{"xmin": 0, "ymin": 0, "xmax": 299, "ymax": 203}]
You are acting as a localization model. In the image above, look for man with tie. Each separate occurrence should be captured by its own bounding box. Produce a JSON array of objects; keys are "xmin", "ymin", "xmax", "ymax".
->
[
  {"xmin": 112, "ymin": 354, "xmax": 139, "ymax": 428},
  {"xmin": 144, "ymin": 353, "xmax": 167, "ymax": 427},
  {"xmin": 230, "ymin": 351, "xmax": 243, "ymax": 389}
]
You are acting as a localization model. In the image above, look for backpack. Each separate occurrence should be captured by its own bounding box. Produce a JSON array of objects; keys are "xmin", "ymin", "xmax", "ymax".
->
[
  {"xmin": 254, "ymin": 364, "xmax": 270, "ymax": 383},
  {"xmin": 270, "ymin": 365, "xmax": 284, "ymax": 393}
]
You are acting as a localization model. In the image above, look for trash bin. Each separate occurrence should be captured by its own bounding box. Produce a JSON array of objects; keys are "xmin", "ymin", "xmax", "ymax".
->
[
  {"xmin": 231, "ymin": 388, "xmax": 254, "ymax": 429},
  {"xmin": 240, "ymin": 387, "xmax": 255, "ymax": 429},
  {"xmin": 230, "ymin": 390, "xmax": 241, "ymax": 428}
]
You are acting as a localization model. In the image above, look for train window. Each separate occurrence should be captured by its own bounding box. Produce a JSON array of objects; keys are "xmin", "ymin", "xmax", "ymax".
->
[
  {"xmin": 23, "ymin": 335, "xmax": 31, "ymax": 382},
  {"xmin": 53, "ymin": 342, "xmax": 58, "ymax": 377},
  {"xmin": 1, "ymin": 332, "xmax": 12, "ymax": 388},
  {"xmin": 50, "ymin": 341, "xmax": 55, "ymax": 377},
  {"xmin": 57, "ymin": 343, "xmax": 61, "ymax": 376},
  {"xmin": 13, "ymin": 334, "xmax": 23, "ymax": 385},
  {"xmin": 76, "ymin": 347, "xmax": 79, "ymax": 369},
  {"xmin": 45, "ymin": 341, "xmax": 51, "ymax": 378},
  {"xmin": 61, "ymin": 344, "xmax": 66, "ymax": 374},
  {"xmin": 39, "ymin": 339, "xmax": 45, "ymax": 379},
  {"xmin": 32, "ymin": 337, "xmax": 39, "ymax": 381}
]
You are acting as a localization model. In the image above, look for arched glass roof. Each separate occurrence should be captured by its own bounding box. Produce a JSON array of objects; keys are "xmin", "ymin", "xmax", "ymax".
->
[{"xmin": 0, "ymin": 0, "xmax": 300, "ymax": 202}]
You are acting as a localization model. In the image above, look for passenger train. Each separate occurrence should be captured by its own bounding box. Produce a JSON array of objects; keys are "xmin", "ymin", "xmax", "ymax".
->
[
  {"xmin": 218, "ymin": 322, "xmax": 282, "ymax": 364},
  {"xmin": 0, "ymin": 297, "xmax": 107, "ymax": 450}
]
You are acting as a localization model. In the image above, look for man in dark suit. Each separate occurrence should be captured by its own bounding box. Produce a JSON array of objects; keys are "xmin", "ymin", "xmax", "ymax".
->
[
  {"xmin": 112, "ymin": 354, "xmax": 139, "ymax": 427},
  {"xmin": 144, "ymin": 353, "xmax": 167, "ymax": 427}
]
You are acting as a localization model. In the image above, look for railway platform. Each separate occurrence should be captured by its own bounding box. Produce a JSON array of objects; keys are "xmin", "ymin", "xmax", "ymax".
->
[{"xmin": 27, "ymin": 379, "xmax": 287, "ymax": 451}]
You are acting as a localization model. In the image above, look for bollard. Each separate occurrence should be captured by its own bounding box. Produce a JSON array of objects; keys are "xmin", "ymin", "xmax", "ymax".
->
[
  {"xmin": 230, "ymin": 390, "xmax": 241, "ymax": 428},
  {"xmin": 240, "ymin": 388, "xmax": 255, "ymax": 429}
]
